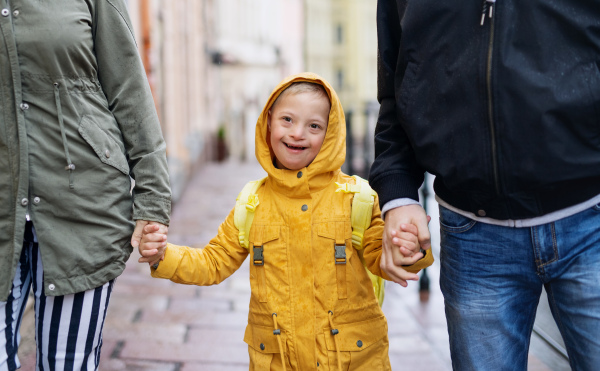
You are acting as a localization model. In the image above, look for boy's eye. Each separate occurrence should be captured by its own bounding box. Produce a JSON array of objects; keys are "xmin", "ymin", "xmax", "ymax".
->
[
  {"xmin": 283, "ymin": 116, "xmax": 292, "ymax": 122},
  {"xmin": 310, "ymin": 123, "xmax": 322, "ymax": 129}
]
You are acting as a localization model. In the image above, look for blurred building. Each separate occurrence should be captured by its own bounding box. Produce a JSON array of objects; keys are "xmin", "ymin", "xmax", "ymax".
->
[
  {"xmin": 126, "ymin": 0, "xmax": 303, "ymax": 201},
  {"xmin": 305, "ymin": 0, "xmax": 379, "ymax": 176}
]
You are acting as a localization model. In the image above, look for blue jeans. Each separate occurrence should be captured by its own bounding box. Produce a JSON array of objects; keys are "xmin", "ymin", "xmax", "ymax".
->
[{"xmin": 439, "ymin": 204, "xmax": 600, "ymax": 371}]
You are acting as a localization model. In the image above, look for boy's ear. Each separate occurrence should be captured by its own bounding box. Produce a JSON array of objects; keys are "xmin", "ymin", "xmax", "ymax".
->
[{"xmin": 267, "ymin": 109, "xmax": 272, "ymax": 130}]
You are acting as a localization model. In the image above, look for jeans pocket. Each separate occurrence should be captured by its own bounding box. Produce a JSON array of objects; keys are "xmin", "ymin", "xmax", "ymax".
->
[{"xmin": 439, "ymin": 205, "xmax": 477, "ymax": 233}]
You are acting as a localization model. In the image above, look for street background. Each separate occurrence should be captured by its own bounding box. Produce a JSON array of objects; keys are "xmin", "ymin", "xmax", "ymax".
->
[{"xmin": 16, "ymin": 0, "xmax": 572, "ymax": 369}]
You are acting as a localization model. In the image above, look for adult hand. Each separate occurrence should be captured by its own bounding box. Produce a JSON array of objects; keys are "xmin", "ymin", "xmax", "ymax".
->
[
  {"xmin": 132, "ymin": 220, "xmax": 168, "ymax": 265},
  {"xmin": 380, "ymin": 204, "xmax": 431, "ymax": 286}
]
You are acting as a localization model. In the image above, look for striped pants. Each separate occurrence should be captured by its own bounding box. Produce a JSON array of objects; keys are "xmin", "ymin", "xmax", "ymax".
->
[{"xmin": 0, "ymin": 223, "xmax": 114, "ymax": 371}]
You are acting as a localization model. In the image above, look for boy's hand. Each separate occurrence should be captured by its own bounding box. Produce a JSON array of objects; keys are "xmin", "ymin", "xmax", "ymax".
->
[
  {"xmin": 381, "ymin": 205, "xmax": 431, "ymax": 286},
  {"xmin": 136, "ymin": 223, "xmax": 169, "ymax": 265},
  {"xmin": 390, "ymin": 223, "xmax": 424, "ymax": 265}
]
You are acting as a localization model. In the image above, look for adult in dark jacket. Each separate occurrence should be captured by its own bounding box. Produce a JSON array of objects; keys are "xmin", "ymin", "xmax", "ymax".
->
[
  {"xmin": 0, "ymin": 0, "xmax": 171, "ymax": 369},
  {"xmin": 369, "ymin": 1, "xmax": 600, "ymax": 370}
]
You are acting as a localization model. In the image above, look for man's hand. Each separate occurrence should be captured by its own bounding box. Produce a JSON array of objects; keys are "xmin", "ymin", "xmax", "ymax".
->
[
  {"xmin": 380, "ymin": 204, "xmax": 431, "ymax": 286},
  {"xmin": 132, "ymin": 220, "xmax": 168, "ymax": 265}
]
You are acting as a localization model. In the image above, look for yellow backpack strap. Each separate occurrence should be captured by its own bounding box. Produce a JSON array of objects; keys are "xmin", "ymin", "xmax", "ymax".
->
[
  {"xmin": 336, "ymin": 175, "xmax": 385, "ymax": 306},
  {"xmin": 335, "ymin": 175, "xmax": 377, "ymax": 250},
  {"xmin": 234, "ymin": 177, "xmax": 266, "ymax": 251}
]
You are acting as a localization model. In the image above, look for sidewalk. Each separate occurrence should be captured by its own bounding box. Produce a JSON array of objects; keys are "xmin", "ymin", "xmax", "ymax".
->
[{"xmin": 17, "ymin": 160, "xmax": 564, "ymax": 370}]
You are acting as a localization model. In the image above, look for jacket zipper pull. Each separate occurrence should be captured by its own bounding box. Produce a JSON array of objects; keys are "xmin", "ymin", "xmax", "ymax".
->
[{"xmin": 480, "ymin": 0, "xmax": 496, "ymax": 26}]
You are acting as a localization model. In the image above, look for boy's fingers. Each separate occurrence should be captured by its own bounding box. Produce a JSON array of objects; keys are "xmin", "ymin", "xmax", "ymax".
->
[
  {"xmin": 142, "ymin": 233, "xmax": 167, "ymax": 243},
  {"xmin": 143, "ymin": 224, "xmax": 161, "ymax": 234},
  {"xmin": 399, "ymin": 223, "xmax": 418, "ymax": 235}
]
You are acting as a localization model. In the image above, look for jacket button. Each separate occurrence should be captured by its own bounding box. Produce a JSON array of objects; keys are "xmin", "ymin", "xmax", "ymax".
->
[
  {"xmin": 477, "ymin": 209, "xmax": 486, "ymax": 217},
  {"xmin": 21, "ymin": 198, "xmax": 28, "ymax": 206},
  {"xmin": 317, "ymin": 362, "xmax": 320, "ymax": 367},
  {"xmin": 33, "ymin": 197, "xmax": 41, "ymax": 204},
  {"xmin": 357, "ymin": 340, "xmax": 363, "ymax": 348},
  {"xmin": 48, "ymin": 284, "xmax": 55, "ymax": 291},
  {"xmin": 301, "ymin": 204, "xmax": 308, "ymax": 211},
  {"xmin": 1, "ymin": 9, "xmax": 9, "ymax": 16},
  {"xmin": 105, "ymin": 149, "xmax": 111, "ymax": 158},
  {"xmin": 20, "ymin": 102, "xmax": 29, "ymax": 110},
  {"xmin": 297, "ymin": 171, "xmax": 303, "ymax": 178},
  {"xmin": 12, "ymin": 10, "xmax": 18, "ymax": 17},
  {"xmin": 259, "ymin": 343, "xmax": 265, "ymax": 350}
]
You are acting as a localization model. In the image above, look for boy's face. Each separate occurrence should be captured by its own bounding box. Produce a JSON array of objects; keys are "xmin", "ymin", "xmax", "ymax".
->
[{"xmin": 268, "ymin": 91, "xmax": 330, "ymax": 170}]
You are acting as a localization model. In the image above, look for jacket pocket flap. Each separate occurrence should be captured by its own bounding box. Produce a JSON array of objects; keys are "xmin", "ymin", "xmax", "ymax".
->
[
  {"xmin": 244, "ymin": 322, "xmax": 287, "ymax": 354},
  {"xmin": 78, "ymin": 115, "xmax": 129, "ymax": 175},
  {"xmin": 323, "ymin": 316, "xmax": 387, "ymax": 351},
  {"xmin": 250, "ymin": 225, "xmax": 280, "ymax": 245},
  {"xmin": 317, "ymin": 222, "xmax": 352, "ymax": 240}
]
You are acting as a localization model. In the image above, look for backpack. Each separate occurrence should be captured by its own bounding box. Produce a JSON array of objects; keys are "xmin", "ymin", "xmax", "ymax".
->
[{"xmin": 233, "ymin": 175, "xmax": 385, "ymax": 306}]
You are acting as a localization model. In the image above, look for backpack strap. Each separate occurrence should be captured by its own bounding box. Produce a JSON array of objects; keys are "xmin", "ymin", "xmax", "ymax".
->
[
  {"xmin": 335, "ymin": 175, "xmax": 377, "ymax": 250},
  {"xmin": 234, "ymin": 177, "xmax": 267, "ymax": 250},
  {"xmin": 336, "ymin": 175, "xmax": 384, "ymax": 306}
]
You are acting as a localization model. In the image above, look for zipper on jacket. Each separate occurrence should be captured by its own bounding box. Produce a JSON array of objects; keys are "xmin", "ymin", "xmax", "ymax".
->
[
  {"xmin": 480, "ymin": 0, "xmax": 496, "ymax": 26},
  {"xmin": 481, "ymin": 0, "xmax": 501, "ymax": 195}
]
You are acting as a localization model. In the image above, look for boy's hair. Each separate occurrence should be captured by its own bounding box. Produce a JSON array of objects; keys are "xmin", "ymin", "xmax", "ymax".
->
[{"xmin": 270, "ymin": 82, "xmax": 329, "ymax": 111}]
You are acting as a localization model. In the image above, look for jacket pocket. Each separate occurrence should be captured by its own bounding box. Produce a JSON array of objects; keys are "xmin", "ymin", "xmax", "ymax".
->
[
  {"xmin": 244, "ymin": 322, "xmax": 288, "ymax": 370},
  {"xmin": 323, "ymin": 316, "xmax": 389, "ymax": 370},
  {"xmin": 78, "ymin": 115, "xmax": 129, "ymax": 175},
  {"xmin": 249, "ymin": 225, "xmax": 284, "ymax": 304}
]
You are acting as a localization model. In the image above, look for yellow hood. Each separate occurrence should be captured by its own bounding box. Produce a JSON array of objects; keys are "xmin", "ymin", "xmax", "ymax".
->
[{"xmin": 255, "ymin": 73, "xmax": 346, "ymax": 192}]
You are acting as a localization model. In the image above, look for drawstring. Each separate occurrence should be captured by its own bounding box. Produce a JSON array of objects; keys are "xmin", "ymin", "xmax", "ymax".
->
[
  {"xmin": 272, "ymin": 313, "xmax": 286, "ymax": 371},
  {"xmin": 328, "ymin": 311, "xmax": 342, "ymax": 371},
  {"xmin": 53, "ymin": 82, "xmax": 75, "ymax": 188}
]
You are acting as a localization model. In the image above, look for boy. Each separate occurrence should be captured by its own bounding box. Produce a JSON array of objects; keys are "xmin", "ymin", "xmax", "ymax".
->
[{"xmin": 139, "ymin": 73, "xmax": 433, "ymax": 370}]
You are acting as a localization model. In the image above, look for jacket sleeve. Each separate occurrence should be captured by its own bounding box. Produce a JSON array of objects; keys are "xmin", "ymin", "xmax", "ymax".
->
[
  {"xmin": 368, "ymin": 0, "xmax": 424, "ymax": 208},
  {"xmin": 92, "ymin": 0, "xmax": 171, "ymax": 225},
  {"xmin": 362, "ymin": 194, "xmax": 433, "ymax": 279},
  {"xmin": 151, "ymin": 208, "xmax": 249, "ymax": 286}
]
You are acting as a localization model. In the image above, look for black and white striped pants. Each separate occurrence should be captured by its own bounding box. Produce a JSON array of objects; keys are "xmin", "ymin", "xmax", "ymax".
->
[{"xmin": 0, "ymin": 222, "xmax": 114, "ymax": 371}]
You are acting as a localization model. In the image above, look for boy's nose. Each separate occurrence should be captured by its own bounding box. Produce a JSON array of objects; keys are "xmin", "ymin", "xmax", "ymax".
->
[{"xmin": 290, "ymin": 125, "xmax": 305, "ymax": 138}]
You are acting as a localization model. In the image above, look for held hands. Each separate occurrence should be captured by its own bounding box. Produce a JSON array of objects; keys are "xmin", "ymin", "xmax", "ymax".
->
[
  {"xmin": 381, "ymin": 204, "xmax": 431, "ymax": 287},
  {"xmin": 131, "ymin": 220, "xmax": 169, "ymax": 266}
]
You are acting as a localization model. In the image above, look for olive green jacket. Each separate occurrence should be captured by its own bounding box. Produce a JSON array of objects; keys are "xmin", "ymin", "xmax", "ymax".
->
[{"xmin": 0, "ymin": 0, "xmax": 171, "ymax": 300}]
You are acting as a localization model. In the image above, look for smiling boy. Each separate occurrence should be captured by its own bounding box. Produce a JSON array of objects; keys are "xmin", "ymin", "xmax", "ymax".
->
[{"xmin": 138, "ymin": 73, "xmax": 432, "ymax": 370}]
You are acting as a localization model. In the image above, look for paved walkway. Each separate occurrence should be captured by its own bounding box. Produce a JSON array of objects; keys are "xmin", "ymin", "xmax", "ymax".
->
[{"xmin": 18, "ymin": 160, "xmax": 565, "ymax": 370}]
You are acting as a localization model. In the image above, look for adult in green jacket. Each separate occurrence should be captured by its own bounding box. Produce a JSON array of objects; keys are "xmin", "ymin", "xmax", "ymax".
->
[{"xmin": 0, "ymin": 1, "xmax": 171, "ymax": 369}]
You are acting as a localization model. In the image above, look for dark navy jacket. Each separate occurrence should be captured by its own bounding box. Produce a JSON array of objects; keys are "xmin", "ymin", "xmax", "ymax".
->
[{"xmin": 369, "ymin": 0, "xmax": 600, "ymax": 219}]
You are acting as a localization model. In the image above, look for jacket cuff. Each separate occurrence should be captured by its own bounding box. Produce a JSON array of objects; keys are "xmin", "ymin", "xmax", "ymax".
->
[
  {"xmin": 369, "ymin": 172, "xmax": 422, "ymax": 208},
  {"xmin": 150, "ymin": 243, "xmax": 182, "ymax": 279},
  {"xmin": 403, "ymin": 249, "xmax": 435, "ymax": 274},
  {"xmin": 133, "ymin": 194, "xmax": 171, "ymax": 225}
]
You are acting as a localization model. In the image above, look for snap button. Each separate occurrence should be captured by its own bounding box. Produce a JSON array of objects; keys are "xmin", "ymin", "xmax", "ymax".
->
[
  {"xmin": 317, "ymin": 362, "xmax": 320, "ymax": 367},
  {"xmin": 33, "ymin": 197, "xmax": 41, "ymax": 204},
  {"xmin": 297, "ymin": 171, "xmax": 303, "ymax": 178},
  {"xmin": 12, "ymin": 10, "xmax": 18, "ymax": 17},
  {"xmin": 21, "ymin": 198, "xmax": 28, "ymax": 206},
  {"xmin": 259, "ymin": 343, "xmax": 265, "ymax": 351},
  {"xmin": 477, "ymin": 209, "xmax": 486, "ymax": 217},
  {"xmin": 48, "ymin": 284, "xmax": 55, "ymax": 291},
  {"xmin": 301, "ymin": 204, "xmax": 308, "ymax": 211},
  {"xmin": 357, "ymin": 340, "xmax": 363, "ymax": 348},
  {"xmin": 20, "ymin": 102, "xmax": 29, "ymax": 110},
  {"xmin": 105, "ymin": 149, "xmax": 111, "ymax": 158},
  {"xmin": 1, "ymin": 9, "xmax": 9, "ymax": 16}
]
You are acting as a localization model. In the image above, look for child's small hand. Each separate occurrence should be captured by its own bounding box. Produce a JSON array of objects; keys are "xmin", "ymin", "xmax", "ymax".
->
[
  {"xmin": 390, "ymin": 223, "xmax": 424, "ymax": 265},
  {"xmin": 137, "ymin": 223, "xmax": 168, "ymax": 265}
]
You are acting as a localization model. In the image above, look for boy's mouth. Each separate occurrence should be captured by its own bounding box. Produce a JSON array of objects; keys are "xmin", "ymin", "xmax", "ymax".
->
[{"xmin": 284, "ymin": 143, "xmax": 306, "ymax": 150}]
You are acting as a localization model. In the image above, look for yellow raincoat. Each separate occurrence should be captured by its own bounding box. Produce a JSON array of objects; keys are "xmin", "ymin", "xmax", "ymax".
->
[{"xmin": 151, "ymin": 73, "xmax": 433, "ymax": 370}]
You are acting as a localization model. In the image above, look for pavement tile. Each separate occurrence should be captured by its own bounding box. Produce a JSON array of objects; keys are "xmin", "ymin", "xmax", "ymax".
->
[
  {"xmin": 181, "ymin": 363, "xmax": 249, "ymax": 371},
  {"xmin": 120, "ymin": 340, "xmax": 249, "ymax": 364}
]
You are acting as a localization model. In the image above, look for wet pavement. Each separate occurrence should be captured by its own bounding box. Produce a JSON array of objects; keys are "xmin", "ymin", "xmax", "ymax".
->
[{"xmin": 17, "ymin": 160, "xmax": 569, "ymax": 370}]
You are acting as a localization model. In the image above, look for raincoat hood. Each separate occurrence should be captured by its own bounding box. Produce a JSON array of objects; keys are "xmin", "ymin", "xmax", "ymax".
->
[{"xmin": 256, "ymin": 73, "xmax": 346, "ymax": 193}]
